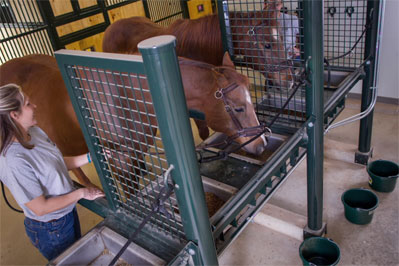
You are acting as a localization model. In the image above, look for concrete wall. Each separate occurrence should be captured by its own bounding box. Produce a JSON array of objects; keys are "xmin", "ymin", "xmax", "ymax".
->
[{"xmin": 350, "ymin": 0, "xmax": 399, "ymax": 100}]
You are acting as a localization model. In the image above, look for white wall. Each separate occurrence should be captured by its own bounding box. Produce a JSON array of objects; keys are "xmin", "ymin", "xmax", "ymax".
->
[{"xmin": 350, "ymin": 0, "xmax": 399, "ymax": 99}]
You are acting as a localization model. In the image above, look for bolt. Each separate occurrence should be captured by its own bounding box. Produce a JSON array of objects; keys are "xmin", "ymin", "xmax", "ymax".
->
[
  {"xmin": 188, "ymin": 249, "xmax": 196, "ymax": 255},
  {"xmin": 175, "ymin": 184, "xmax": 180, "ymax": 189},
  {"xmin": 308, "ymin": 122, "xmax": 314, "ymax": 128}
]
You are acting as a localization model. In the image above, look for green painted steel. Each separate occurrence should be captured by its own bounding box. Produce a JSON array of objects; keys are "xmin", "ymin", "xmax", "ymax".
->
[
  {"xmin": 55, "ymin": 49, "xmax": 191, "ymax": 260},
  {"xmin": 303, "ymin": 0, "xmax": 324, "ymax": 231},
  {"xmin": 357, "ymin": 0, "xmax": 383, "ymax": 162},
  {"xmin": 138, "ymin": 35, "xmax": 218, "ymax": 266}
]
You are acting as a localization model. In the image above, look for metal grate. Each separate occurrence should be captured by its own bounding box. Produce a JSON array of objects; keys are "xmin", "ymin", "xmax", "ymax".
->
[
  {"xmin": 324, "ymin": 0, "xmax": 367, "ymax": 68},
  {"xmin": 0, "ymin": 0, "xmax": 53, "ymax": 64},
  {"xmin": 63, "ymin": 60, "xmax": 186, "ymax": 241},
  {"xmin": 220, "ymin": 0, "xmax": 306, "ymax": 133},
  {"xmin": 145, "ymin": 0, "xmax": 184, "ymax": 26}
]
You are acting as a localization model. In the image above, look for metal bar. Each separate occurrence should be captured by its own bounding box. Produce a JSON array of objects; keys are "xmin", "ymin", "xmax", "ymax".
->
[
  {"xmin": 303, "ymin": 0, "xmax": 324, "ymax": 233},
  {"xmin": 216, "ymin": 0, "xmax": 232, "ymax": 55},
  {"xmin": 356, "ymin": 0, "xmax": 384, "ymax": 164},
  {"xmin": 324, "ymin": 68, "xmax": 364, "ymax": 115},
  {"xmin": 138, "ymin": 36, "xmax": 218, "ymax": 266},
  {"xmin": 211, "ymin": 126, "xmax": 307, "ymax": 238},
  {"xmin": 36, "ymin": 0, "xmax": 61, "ymax": 50}
]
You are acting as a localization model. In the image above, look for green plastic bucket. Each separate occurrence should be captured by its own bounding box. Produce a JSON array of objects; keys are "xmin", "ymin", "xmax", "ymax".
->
[
  {"xmin": 367, "ymin": 160, "xmax": 399, "ymax": 192},
  {"xmin": 299, "ymin": 237, "xmax": 340, "ymax": 266},
  {"xmin": 341, "ymin": 188, "xmax": 379, "ymax": 225}
]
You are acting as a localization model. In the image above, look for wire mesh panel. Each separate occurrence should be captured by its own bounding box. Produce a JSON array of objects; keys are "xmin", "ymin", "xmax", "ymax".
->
[
  {"xmin": 0, "ymin": 0, "xmax": 53, "ymax": 64},
  {"xmin": 55, "ymin": 51, "xmax": 186, "ymax": 242},
  {"xmin": 219, "ymin": 0, "xmax": 306, "ymax": 133},
  {"xmin": 324, "ymin": 0, "xmax": 367, "ymax": 68},
  {"xmin": 145, "ymin": 0, "xmax": 185, "ymax": 26}
]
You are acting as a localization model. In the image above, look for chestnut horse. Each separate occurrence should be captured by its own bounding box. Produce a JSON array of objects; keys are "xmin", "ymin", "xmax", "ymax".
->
[
  {"xmin": 0, "ymin": 53, "xmax": 266, "ymax": 190},
  {"xmin": 103, "ymin": 8, "xmax": 293, "ymax": 140},
  {"xmin": 103, "ymin": 11, "xmax": 294, "ymax": 90}
]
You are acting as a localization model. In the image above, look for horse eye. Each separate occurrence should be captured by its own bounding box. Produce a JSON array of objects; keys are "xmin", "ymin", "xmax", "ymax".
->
[
  {"xmin": 234, "ymin": 107, "xmax": 245, "ymax": 113},
  {"xmin": 265, "ymin": 44, "xmax": 271, "ymax": 49}
]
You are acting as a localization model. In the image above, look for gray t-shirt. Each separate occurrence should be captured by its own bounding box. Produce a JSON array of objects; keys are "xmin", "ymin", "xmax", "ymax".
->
[
  {"xmin": 0, "ymin": 126, "xmax": 75, "ymax": 222},
  {"xmin": 279, "ymin": 12, "xmax": 300, "ymax": 55}
]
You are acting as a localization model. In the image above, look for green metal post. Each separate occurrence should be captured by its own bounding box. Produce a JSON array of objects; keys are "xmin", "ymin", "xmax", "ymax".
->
[
  {"xmin": 303, "ymin": 0, "xmax": 325, "ymax": 237},
  {"xmin": 355, "ymin": 0, "xmax": 383, "ymax": 165},
  {"xmin": 138, "ymin": 36, "xmax": 218, "ymax": 265}
]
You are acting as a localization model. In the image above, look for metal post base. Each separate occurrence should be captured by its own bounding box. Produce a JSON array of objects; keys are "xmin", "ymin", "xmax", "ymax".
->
[
  {"xmin": 355, "ymin": 148, "xmax": 373, "ymax": 165},
  {"xmin": 303, "ymin": 223, "xmax": 327, "ymax": 239}
]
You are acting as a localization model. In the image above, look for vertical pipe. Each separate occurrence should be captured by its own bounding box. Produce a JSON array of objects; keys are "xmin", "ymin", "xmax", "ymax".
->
[
  {"xmin": 138, "ymin": 35, "xmax": 218, "ymax": 266},
  {"xmin": 303, "ymin": 0, "xmax": 324, "ymax": 232},
  {"xmin": 355, "ymin": 0, "xmax": 382, "ymax": 165}
]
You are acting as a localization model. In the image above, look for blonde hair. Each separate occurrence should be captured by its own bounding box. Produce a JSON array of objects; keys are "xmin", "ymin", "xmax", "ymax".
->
[{"xmin": 0, "ymin": 83, "xmax": 34, "ymax": 155}]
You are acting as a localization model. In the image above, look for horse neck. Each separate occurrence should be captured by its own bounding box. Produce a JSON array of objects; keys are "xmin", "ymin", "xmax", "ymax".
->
[{"xmin": 168, "ymin": 14, "xmax": 224, "ymax": 66}]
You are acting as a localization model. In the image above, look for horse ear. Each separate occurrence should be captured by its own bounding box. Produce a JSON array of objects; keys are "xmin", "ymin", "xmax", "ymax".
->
[
  {"xmin": 263, "ymin": 0, "xmax": 281, "ymax": 19},
  {"xmin": 222, "ymin": 52, "xmax": 235, "ymax": 68}
]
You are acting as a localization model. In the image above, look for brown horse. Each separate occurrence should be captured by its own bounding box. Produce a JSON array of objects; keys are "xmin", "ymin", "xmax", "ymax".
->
[
  {"xmin": 102, "ymin": 10, "xmax": 294, "ymax": 90},
  {"xmin": 0, "ymin": 53, "xmax": 266, "ymax": 190}
]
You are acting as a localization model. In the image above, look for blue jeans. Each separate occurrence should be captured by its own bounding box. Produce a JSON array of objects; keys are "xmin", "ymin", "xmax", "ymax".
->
[{"xmin": 24, "ymin": 207, "xmax": 81, "ymax": 261}]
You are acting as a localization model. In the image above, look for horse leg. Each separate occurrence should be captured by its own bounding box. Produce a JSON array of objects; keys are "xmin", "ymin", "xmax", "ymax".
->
[
  {"xmin": 71, "ymin": 167, "xmax": 99, "ymax": 189},
  {"xmin": 194, "ymin": 119, "xmax": 210, "ymax": 140}
]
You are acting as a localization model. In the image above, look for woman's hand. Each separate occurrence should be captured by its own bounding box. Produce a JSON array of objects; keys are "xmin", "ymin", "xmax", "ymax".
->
[{"xmin": 80, "ymin": 187, "xmax": 105, "ymax": 200}]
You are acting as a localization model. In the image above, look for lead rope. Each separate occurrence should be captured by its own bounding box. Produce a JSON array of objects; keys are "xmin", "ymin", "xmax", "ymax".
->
[
  {"xmin": 108, "ymin": 167, "xmax": 175, "ymax": 266},
  {"xmin": 1, "ymin": 182, "xmax": 23, "ymax": 213}
]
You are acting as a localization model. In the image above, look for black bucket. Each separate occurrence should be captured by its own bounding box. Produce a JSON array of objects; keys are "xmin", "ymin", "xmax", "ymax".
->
[
  {"xmin": 299, "ymin": 237, "xmax": 340, "ymax": 266},
  {"xmin": 367, "ymin": 160, "xmax": 399, "ymax": 192},
  {"xmin": 341, "ymin": 188, "xmax": 379, "ymax": 225}
]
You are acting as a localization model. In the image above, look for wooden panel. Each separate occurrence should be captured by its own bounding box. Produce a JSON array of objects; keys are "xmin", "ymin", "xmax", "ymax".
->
[
  {"xmin": 65, "ymin": 32, "xmax": 105, "ymax": 52},
  {"xmin": 56, "ymin": 13, "xmax": 105, "ymax": 37},
  {"xmin": 107, "ymin": 1, "xmax": 145, "ymax": 23},
  {"xmin": 78, "ymin": 0, "xmax": 98, "ymax": 9},
  {"xmin": 187, "ymin": 0, "xmax": 212, "ymax": 19},
  {"xmin": 50, "ymin": 0, "xmax": 73, "ymax": 16}
]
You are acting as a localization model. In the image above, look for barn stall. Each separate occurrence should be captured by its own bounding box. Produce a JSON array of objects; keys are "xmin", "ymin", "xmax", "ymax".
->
[{"xmin": 0, "ymin": 0, "xmax": 385, "ymax": 265}]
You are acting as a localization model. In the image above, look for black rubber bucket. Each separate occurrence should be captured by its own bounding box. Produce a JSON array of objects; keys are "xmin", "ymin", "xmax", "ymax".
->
[
  {"xmin": 367, "ymin": 160, "xmax": 399, "ymax": 192},
  {"xmin": 341, "ymin": 188, "xmax": 379, "ymax": 225},
  {"xmin": 299, "ymin": 237, "xmax": 340, "ymax": 266}
]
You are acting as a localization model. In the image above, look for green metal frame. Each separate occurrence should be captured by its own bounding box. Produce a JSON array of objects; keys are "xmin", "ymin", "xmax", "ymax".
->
[
  {"xmin": 55, "ymin": 36, "xmax": 217, "ymax": 264},
  {"xmin": 303, "ymin": 0, "xmax": 325, "ymax": 236},
  {"xmin": 355, "ymin": 0, "xmax": 384, "ymax": 165}
]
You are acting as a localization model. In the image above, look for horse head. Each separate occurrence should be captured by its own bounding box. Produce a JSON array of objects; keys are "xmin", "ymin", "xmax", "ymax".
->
[
  {"xmin": 230, "ymin": 7, "xmax": 295, "ymax": 91},
  {"xmin": 181, "ymin": 53, "xmax": 267, "ymax": 156}
]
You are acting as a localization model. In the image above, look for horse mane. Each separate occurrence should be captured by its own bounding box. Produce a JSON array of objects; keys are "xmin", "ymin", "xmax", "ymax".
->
[{"xmin": 168, "ymin": 15, "xmax": 224, "ymax": 66}]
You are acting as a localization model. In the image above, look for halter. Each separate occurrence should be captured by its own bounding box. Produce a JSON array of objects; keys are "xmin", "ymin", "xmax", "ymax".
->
[
  {"xmin": 214, "ymin": 83, "xmax": 269, "ymax": 142},
  {"xmin": 247, "ymin": 23, "xmax": 294, "ymax": 73}
]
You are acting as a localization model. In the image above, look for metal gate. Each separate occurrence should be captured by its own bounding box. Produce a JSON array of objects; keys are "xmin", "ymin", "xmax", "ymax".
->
[
  {"xmin": 55, "ymin": 36, "xmax": 217, "ymax": 264},
  {"xmin": 0, "ymin": 0, "xmax": 53, "ymax": 64},
  {"xmin": 143, "ymin": 0, "xmax": 188, "ymax": 26}
]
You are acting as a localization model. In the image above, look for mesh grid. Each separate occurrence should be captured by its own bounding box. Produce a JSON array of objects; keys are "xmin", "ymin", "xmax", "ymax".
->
[
  {"xmin": 0, "ymin": 0, "xmax": 53, "ymax": 64},
  {"xmin": 65, "ymin": 64, "xmax": 185, "ymax": 241},
  {"xmin": 324, "ymin": 0, "xmax": 367, "ymax": 68},
  {"xmin": 146, "ymin": 0, "xmax": 184, "ymax": 26},
  {"xmin": 222, "ymin": 0, "xmax": 306, "ymax": 131}
]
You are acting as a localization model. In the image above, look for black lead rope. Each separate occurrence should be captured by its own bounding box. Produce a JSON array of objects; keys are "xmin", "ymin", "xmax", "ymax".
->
[
  {"xmin": 108, "ymin": 184, "xmax": 174, "ymax": 266},
  {"xmin": 1, "ymin": 181, "xmax": 23, "ymax": 213}
]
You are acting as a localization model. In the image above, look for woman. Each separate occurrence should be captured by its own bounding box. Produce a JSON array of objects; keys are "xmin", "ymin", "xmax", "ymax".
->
[{"xmin": 0, "ymin": 83, "xmax": 105, "ymax": 260}]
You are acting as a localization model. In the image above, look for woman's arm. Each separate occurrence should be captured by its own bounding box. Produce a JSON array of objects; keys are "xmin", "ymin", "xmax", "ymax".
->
[
  {"xmin": 63, "ymin": 153, "xmax": 90, "ymax": 170},
  {"xmin": 25, "ymin": 187, "xmax": 104, "ymax": 217}
]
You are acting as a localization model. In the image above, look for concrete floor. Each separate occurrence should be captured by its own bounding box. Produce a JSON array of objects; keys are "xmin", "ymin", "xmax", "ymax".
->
[{"xmin": 1, "ymin": 98, "xmax": 398, "ymax": 265}]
